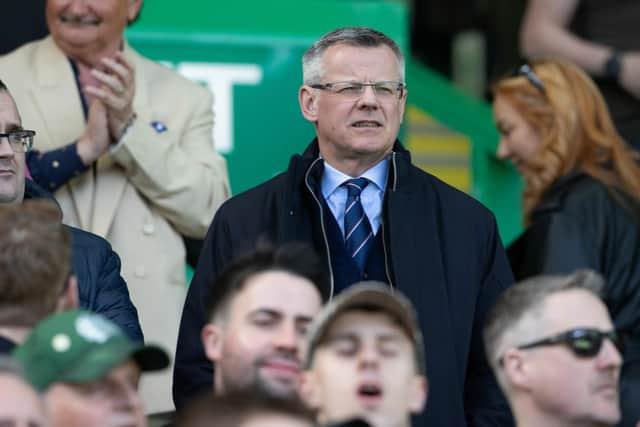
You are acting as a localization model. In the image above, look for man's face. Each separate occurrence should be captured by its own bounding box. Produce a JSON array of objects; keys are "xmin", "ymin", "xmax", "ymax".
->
[
  {"xmin": 302, "ymin": 311, "xmax": 427, "ymax": 427},
  {"xmin": 300, "ymin": 44, "xmax": 407, "ymax": 172},
  {"xmin": 46, "ymin": 0, "xmax": 142, "ymax": 61},
  {"xmin": 0, "ymin": 90, "xmax": 26, "ymax": 205},
  {"xmin": 0, "ymin": 374, "xmax": 47, "ymax": 427},
  {"xmin": 46, "ymin": 359, "xmax": 146, "ymax": 427},
  {"xmin": 517, "ymin": 290, "xmax": 622, "ymax": 426},
  {"xmin": 203, "ymin": 271, "xmax": 323, "ymax": 399}
]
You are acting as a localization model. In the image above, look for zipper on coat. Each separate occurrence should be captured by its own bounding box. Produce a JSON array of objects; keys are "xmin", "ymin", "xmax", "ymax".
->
[
  {"xmin": 381, "ymin": 152, "xmax": 397, "ymax": 291},
  {"xmin": 304, "ymin": 157, "xmax": 335, "ymax": 300}
]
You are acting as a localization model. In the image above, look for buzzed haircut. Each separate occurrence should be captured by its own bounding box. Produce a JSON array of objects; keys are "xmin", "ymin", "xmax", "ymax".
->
[
  {"xmin": 302, "ymin": 26, "xmax": 405, "ymax": 84},
  {"xmin": 176, "ymin": 391, "xmax": 314, "ymax": 427},
  {"xmin": 206, "ymin": 242, "xmax": 329, "ymax": 322},
  {"xmin": 0, "ymin": 200, "xmax": 71, "ymax": 327},
  {"xmin": 483, "ymin": 269, "xmax": 604, "ymax": 366}
]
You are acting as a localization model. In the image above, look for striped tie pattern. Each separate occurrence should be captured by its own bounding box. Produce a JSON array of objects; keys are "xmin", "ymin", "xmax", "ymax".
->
[{"xmin": 342, "ymin": 177, "xmax": 373, "ymax": 272}]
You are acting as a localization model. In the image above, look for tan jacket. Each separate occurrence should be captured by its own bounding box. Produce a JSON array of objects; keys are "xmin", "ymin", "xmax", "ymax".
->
[{"xmin": 0, "ymin": 36, "xmax": 230, "ymax": 412}]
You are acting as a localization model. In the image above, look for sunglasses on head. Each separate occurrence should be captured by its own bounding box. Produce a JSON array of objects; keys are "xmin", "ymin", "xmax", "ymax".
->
[
  {"xmin": 499, "ymin": 328, "xmax": 624, "ymax": 366},
  {"xmin": 514, "ymin": 63, "xmax": 546, "ymax": 94}
]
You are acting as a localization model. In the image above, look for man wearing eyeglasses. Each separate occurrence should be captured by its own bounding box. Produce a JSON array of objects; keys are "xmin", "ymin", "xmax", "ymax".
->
[
  {"xmin": 0, "ymin": 79, "xmax": 142, "ymax": 338},
  {"xmin": 175, "ymin": 26, "xmax": 514, "ymax": 426},
  {"xmin": 484, "ymin": 270, "xmax": 623, "ymax": 427}
]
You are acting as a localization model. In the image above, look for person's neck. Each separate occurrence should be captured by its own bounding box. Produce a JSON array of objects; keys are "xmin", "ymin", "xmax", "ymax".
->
[
  {"xmin": 0, "ymin": 326, "xmax": 32, "ymax": 345},
  {"xmin": 320, "ymin": 153, "xmax": 387, "ymax": 178},
  {"xmin": 515, "ymin": 407, "xmax": 611, "ymax": 427}
]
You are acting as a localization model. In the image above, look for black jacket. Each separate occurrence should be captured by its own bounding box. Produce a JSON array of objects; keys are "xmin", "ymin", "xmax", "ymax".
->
[
  {"xmin": 508, "ymin": 173, "xmax": 640, "ymax": 348},
  {"xmin": 174, "ymin": 141, "xmax": 515, "ymax": 427},
  {"xmin": 24, "ymin": 180, "xmax": 143, "ymax": 341}
]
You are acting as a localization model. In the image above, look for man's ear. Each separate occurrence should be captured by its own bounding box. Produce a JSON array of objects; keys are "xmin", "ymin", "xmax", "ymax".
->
[
  {"xmin": 202, "ymin": 323, "xmax": 224, "ymax": 363},
  {"xmin": 502, "ymin": 349, "xmax": 532, "ymax": 391},
  {"xmin": 56, "ymin": 275, "xmax": 79, "ymax": 312},
  {"xmin": 398, "ymin": 88, "xmax": 408, "ymax": 124},
  {"xmin": 298, "ymin": 369, "xmax": 321, "ymax": 411},
  {"xmin": 299, "ymin": 85, "xmax": 318, "ymax": 122},
  {"xmin": 409, "ymin": 375, "xmax": 428, "ymax": 414}
]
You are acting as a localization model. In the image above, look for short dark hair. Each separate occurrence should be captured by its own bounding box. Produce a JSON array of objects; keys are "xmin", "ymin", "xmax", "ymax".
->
[
  {"xmin": 206, "ymin": 242, "xmax": 330, "ymax": 322},
  {"xmin": 177, "ymin": 391, "xmax": 314, "ymax": 427},
  {"xmin": 0, "ymin": 200, "xmax": 72, "ymax": 327},
  {"xmin": 0, "ymin": 80, "xmax": 7, "ymax": 91},
  {"xmin": 302, "ymin": 26, "xmax": 405, "ymax": 84},
  {"xmin": 483, "ymin": 269, "xmax": 604, "ymax": 368}
]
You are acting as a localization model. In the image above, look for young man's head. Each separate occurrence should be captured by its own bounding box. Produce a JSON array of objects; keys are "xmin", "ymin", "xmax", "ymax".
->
[
  {"xmin": 201, "ymin": 243, "xmax": 329, "ymax": 399},
  {"xmin": 484, "ymin": 270, "xmax": 622, "ymax": 427},
  {"xmin": 300, "ymin": 282, "xmax": 428, "ymax": 427},
  {"xmin": 0, "ymin": 200, "xmax": 76, "ymax": 333},
  {"xmin": 13, "ymin": 309, "xmax": 169, "ymax": 427},
  {"xmin": 0, "ymin": 357, "xmax": 46, "ymax": 427},
  {"xmin": 177, "ymin": 391, "xmax": 315, "ymax": 427}
]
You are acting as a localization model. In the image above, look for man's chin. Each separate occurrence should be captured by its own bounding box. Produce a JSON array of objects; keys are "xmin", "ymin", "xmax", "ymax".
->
[{"xmin": 256, "ymin": 375, "xmax": 299, "ymax": 399}]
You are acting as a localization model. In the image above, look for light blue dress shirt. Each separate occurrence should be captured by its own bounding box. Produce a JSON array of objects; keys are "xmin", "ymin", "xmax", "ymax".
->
[{"xmin": 321, "ymin": 158, "xmax": 389, "ymax": 236}]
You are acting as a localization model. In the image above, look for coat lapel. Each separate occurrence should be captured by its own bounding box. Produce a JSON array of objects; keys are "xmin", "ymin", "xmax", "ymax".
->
[{"xmin": 33, "ymin": 37, "xmax": 94, "ymax": 230}]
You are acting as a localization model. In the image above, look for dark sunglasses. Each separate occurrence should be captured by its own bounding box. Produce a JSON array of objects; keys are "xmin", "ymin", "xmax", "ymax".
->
[
  {"xmin": 500, "ymin": 328, "xmax": 624, "ymax": 366},
  {"xmin": 515, "ymin": 64, "xmax": 546, "ymax": 94}
]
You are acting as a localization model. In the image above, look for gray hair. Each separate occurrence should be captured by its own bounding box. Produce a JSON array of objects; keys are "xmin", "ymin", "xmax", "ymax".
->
[
  {"xmin": 483, "ymin": 269, "xmax": 605, "ymax": 368},
  {"xmin": 302, "ymin": 26, "xmax": 405, "ymax": 84}
]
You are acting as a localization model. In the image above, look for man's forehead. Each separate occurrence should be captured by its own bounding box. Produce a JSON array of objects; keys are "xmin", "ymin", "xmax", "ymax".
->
[
  {"xmin": 325, "ymin": 309, "xmax": 407, "ymax": 338},
  {"xmin": 320, "ymin": 44, "xmax": 401, "ymax": 78},
  {"xmin": 229, "ymin": 272, "xmax": 320, "ymax": 318},
  {"xmin": 540, "ymin": 289, "xmax": 612, "ymax": 332},
  {"xmin": 0, "ymin": 91, "xmax": 21, "ymax": 128}
]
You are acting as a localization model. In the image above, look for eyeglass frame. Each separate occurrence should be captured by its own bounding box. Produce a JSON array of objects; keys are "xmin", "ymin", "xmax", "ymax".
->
[
  {"xmin": 515, "ymin": 64, "xmax": 546, "ymax": 94},
  {"xmin": 0, "ymin": 129, "xmax": 36, "ymax": 153},
  {"xmin": 309, "ymin": 80, "xmax": 407, "ymax": 100},
  {"xmin": 498, "ymin": 327, "xmax": 624, "ymax": 367}
]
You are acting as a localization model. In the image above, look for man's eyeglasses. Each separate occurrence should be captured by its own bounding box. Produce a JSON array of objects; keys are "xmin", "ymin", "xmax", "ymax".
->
[
  {"xmin": 0, "ymin": 130, "xmax": 35, "ymax": 153},
  {"xmin": 516, "ymin": 64, "xmax": 546, "ymax": 94},
  {"xmin": 499, "ymin": 328, "xmax": 624, "ymax": 366},
  {"xmin": 310, "ymin": 81, "xmax": 406, "ymax": 101}
]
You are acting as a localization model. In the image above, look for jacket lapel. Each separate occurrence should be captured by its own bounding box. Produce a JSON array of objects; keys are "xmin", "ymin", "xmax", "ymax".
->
[
  {"xmin": 33, "ymin": 37, "xmax": 94, "ymax": 230},
  {"xmin": 91, "ymin": 43, "xmax": 148, "ymax": 237}
]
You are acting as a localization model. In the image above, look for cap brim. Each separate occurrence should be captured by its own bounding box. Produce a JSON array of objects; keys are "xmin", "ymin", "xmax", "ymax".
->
[
  {"xmin": 132, "ymin": 344, "xmax": 170, "ymax": 372},
  {"xmin": 304, "ymin": 282, "xmax": 425, "ymax": 374}
]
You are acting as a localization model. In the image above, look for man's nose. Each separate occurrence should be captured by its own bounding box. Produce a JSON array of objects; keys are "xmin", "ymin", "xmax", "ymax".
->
[
  {"xmin": 357, "ymin": 85, "xmax": 380, "ymax": 108},
  {"xmin": 273, "ymin": 323, "xmax": 299, "ymax": 352},
  {"xmin": 496, "ymin": 138, "xmax": 511, "ymax": 160},
  {"xmin": 597, "ymin": 338, "xmax": 623, "ymax": 370},
  {"xmin": 0, "ymin": 137, "xmax": 16, "ymax": 157},
  {"xmin": 357, "ymin": 344, "xmax": 380, "ymax": 369}
]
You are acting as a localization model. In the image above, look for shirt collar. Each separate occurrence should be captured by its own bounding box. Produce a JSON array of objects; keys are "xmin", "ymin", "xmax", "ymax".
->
[{"xmin": 321, "ymin": 156, "xmax": 389, "ymax": 199}]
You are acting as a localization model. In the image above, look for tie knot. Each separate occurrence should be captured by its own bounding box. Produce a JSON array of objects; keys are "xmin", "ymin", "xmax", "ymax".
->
[{"xmin": 343, "ymin": 177, "xmax": 370, "ymax": 197}]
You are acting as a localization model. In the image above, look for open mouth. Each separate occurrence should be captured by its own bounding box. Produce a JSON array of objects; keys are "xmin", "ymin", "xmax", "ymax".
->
[
  {"xmin": 357, "ymin": 382, "xmax": 383, "ymax": 407},
  {"xmin": 352, "ymin": 120, "xmax": 382, "ymax": 128}
]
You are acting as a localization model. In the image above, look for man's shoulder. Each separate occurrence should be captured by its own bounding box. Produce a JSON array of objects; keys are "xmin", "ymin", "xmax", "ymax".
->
[
  {"xmin": 405, "ymin": 162, "xmax": 494, "ymax": 218},
  {"xmin": 0, "ymin": 37, "xmax": 44, "ymax": 74},
  {"xmin": 216, "ymin": 171, "xmax": 291, "ymax": 221},
  {"xmin": 130, "ymin": 46, "xmax": 212, "ymax": 100},
  {"xmin": 66, "ymin": 225, "xmax": 112, "ymax": 255}
]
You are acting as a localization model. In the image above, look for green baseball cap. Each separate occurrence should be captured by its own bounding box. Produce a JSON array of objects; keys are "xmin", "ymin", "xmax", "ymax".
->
[{"xmin": 13, "ymin": 309, "xmax": 169, "ymax": 391}]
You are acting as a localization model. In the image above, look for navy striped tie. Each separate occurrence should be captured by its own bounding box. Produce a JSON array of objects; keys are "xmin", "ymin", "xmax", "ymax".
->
[{"xmin": 342, "ymin": 178, "xmax": 373, "ymax": 272}]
